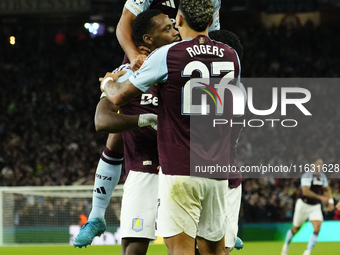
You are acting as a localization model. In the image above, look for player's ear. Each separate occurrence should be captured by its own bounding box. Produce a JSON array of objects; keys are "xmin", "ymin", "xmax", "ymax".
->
[
  {"xmin": 143, "ymin": 34, "xmax": 153, "ymax": 46},
  {"xmin": 176, "ymin": 12, "xmax": 183, "ymax": 28}
]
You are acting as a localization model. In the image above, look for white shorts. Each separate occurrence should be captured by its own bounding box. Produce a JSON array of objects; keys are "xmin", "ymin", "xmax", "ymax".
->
[
  {"xmin": 225, "ymin": 184, "xmax": 242, "ymax": 248},
  {"xmin": 293, "ymin": 198, "xmax": 323, "ymax": 227},
  {"xmin": 155, "ymin": 170, "xmax": 229, "ymax": 242},
  {"xmin": 120, "ymin": 170, "xmax": 159, "ymax": 239}
]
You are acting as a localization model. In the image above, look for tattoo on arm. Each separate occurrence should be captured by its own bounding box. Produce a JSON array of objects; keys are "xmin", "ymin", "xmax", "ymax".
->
[{"xmin": 121, "ymin": 90, "xmax": 134, "ymax": 104}]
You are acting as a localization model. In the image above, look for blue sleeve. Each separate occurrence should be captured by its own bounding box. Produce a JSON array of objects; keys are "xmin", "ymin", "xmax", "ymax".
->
[
  {"xmin": 129, "ymin": 44, "xmax": 172, "ymax": 92},
  {"xmin": 100, "ymin": 64, "xmax": 134, "ymax": 99},
  {"xmin": 208, "ymin": 0, "xmax": 221, "ymax": 32},
  {"xmin": 111, "ymin": 64, "xmax": 134, "ymax": 83},
  {"xmin": 124, "ymin": 0, "xmax": 152, "ymax": 16},
  {"xmin": 116, "ymin": 69, "xmax": 134, "ymax": 83},
  {"xmin": 301, "ymin": 172, "xmax": 313, "ymax": 186}
]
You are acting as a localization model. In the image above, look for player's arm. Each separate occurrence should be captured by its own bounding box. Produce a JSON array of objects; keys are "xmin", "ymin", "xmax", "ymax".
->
[
  {"xmin": 116, "ymin": 7, "xmax": 151, "ymax": 71},
  {"xmin": 94, "ymin": 97, "xmax": 134, "ymax": 133},
  {"xmin": 323, "ymin": 185, "xmax": 335, "ymax": 211},
  {"xmin": 100, "ymin": 44, "xmax": 169, "ymax": 106},
  {"xmin": 94, "ymin": 97, "xmax": 157, "ymax": 132},
  {"xmin": 301, "ymin": 185, "xmax": 328, "ymax": 203},
  {"xmin": 336, "ymin": 201, "xmax": 340, "ymax": 211},
  {"xmin": 100, "ymin": 75, "xmax": 142, "ymax": 106},
  {"xmin": 95, "ymin": 68, "xmax": 157, "ymax": 132}
]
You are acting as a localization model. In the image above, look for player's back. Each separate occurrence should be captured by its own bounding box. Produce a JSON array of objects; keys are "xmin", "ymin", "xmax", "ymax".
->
[{"xmin": 157, "ymin": 35, "xmax": 240, "ymax": 177}]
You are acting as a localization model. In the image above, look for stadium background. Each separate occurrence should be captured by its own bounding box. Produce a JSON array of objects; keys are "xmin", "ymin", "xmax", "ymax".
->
[{"xmin": 0, "ymin": 0, "xmax": 340, "ymax": 254}]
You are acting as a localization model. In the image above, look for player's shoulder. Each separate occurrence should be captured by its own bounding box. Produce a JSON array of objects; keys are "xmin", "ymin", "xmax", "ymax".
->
[
  {"xmin": 214, "ymin": 0, "xmax": 221, "ymax": 6},
  {"xmin": 212, "ymin": 0, "xmax": 221, "ymax": 11},
  {"xmin": 112, "ymin": 64, "xmax": 134, "ymax": 83},
  {"xmin": 146, "ymin": 41, "xmax": 180, "ymax": 59},
  {"xmin": 112, "ymin": 63, "xmax": 132, "ymax": 73},
  {"xmin": 318, "ymin": 171, "xmax": 328, "ymax": 179},
  {"xmin": 301, "ymin": 171, "xmax": 313, "ymax": 179}
]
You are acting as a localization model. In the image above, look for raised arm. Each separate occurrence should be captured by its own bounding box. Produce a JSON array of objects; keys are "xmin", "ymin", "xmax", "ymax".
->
[{"xmin": 116, "ymin": 7, "xmax": 150, "ymax": 71}]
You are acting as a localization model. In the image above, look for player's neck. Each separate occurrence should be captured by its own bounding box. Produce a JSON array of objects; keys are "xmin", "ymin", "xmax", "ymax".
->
[
  {"xmin": 180, "ymin": 28, "xmax": 209, "ymax": 41},
  {"xmin": 149, "ymin": 45, "xmax": 156, "ymax": 52}
]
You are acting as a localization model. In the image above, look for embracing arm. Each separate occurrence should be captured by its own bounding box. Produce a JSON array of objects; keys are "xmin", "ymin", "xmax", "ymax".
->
[
  {"xmin": 97, "ymin": 70, "xmax": 157, "ymax": 132},
  {"xmin": 116, "ymin": 7, "xmax": 150, "ymax": 71},
  {"xmin": 101, "ymin": 75, "xmax": 142, "ymax": 106},
  {"xmin": 95, "ymin": 96, "xmax": 157, "ymax": 133},
  {"xmin": 94, "ymin": 97, "xmax": 138, "ymax": 133}
]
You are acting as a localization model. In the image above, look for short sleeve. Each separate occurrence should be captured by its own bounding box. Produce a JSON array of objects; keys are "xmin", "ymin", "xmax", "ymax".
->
[
  {"xmin": 129, "ymin": 44, "xmax": 174, "ymax": 92},
  {"xmin": 208, "ymin": 0, "xmax": 221, "ymax": 32},
  {"xmin": 301, "ymin": 172, "xmax": 313, "ymax": 186}
]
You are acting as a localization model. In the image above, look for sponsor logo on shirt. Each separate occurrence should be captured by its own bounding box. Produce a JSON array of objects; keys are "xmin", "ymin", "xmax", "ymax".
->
[{"xmin": 140, "ymin": 94, "xmax": 158, "ymax": 106}]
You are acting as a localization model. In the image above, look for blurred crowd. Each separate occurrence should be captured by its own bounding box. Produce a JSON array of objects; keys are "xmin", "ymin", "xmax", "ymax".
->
[
  {"xmin": 1, "ymin": 21, "xmax": 340, "ymax": 224},
  {"xmin": 11, "ymin": 194, "xmax": 121, "ymax": 227}
]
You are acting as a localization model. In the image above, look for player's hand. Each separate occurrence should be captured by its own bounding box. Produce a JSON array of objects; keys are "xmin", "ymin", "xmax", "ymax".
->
[
  {"xmin": 99, "ymin": 70, "xmax": 126, "ymax": 92},
  {"xmin": 130, "ymin": 54, "xmax": 147, "ymax": 72},
  {"xmin": 137, "ymin": 46, "xmax": 151, "ymax": 56},
  {"xmin": 319, "ymin": 195, "xmax": 328, "ymax": 203},
  {"xmin": 138, "ymin": 113, "xmax": 157, "ymax": 130},
  {"xmin": 328, "ymin": 202, "xmax": 335, "ymax": 211},
  {"xmin": 336, "ymin": 201, "xmax": 340, "ymax": 211}
]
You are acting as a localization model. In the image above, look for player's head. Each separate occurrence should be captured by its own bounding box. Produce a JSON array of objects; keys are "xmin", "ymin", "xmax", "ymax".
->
[
  {"xmin": 312, "ymin": 158, "xmax": 323, "ymax": 168},
  {"xmin": 177, "ymin": 0, "xmax": 214, "ymax": 32},
  {"xmin": 132, "ymin": 9, "xmax": 179, "ymax": 51},
  {"xmin": 209, "ymin": 30, "xmax": 244, "ymax": 60}
]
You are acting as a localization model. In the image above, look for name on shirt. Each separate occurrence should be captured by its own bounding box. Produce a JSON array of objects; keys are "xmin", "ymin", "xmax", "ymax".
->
[{"xmin": 186, "ymin": 45, "xmax": 225, "ymax": 58}]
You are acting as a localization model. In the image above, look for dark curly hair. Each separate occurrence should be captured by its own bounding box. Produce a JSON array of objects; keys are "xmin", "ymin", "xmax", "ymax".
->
[
  {"xmin": 209, "ymin": 30, "xmax": 244, "ymax": 60},
  {"xmin": 132, "ymin": 9, "xmax": 162, "ymax": 45},
  {"xmin": 179, "ymin": 0, "xmax": 214, "ymax": 32}
]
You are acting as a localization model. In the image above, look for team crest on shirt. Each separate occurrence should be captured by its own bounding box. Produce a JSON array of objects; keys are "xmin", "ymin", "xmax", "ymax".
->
[
  {"xmin": 312, "ymin": 176, "xmax": 323, "ymax": 185},
  {"xmin": 133, "ymin": 0, "xmax": 145, "ymax": 5},
  {"xmin": 132, "ymin": 218, "xmax": 143, "ymax": 232},
  {"xmin": 199, "ymin": 37, "xmax": 205, "ymax": 44}
]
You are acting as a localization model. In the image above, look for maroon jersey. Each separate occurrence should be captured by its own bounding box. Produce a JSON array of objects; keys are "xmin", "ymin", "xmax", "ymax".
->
[
  {"xmin": 298, "ymin": 171, "xmax": 328, "ymax": 205},
  {"xmin": 119, "ymin": 86, "xmax": 159, "ymax": 174},
  {"xmin": 130, "ymin": 35, "xmax": 240, "ymax": 177}
]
